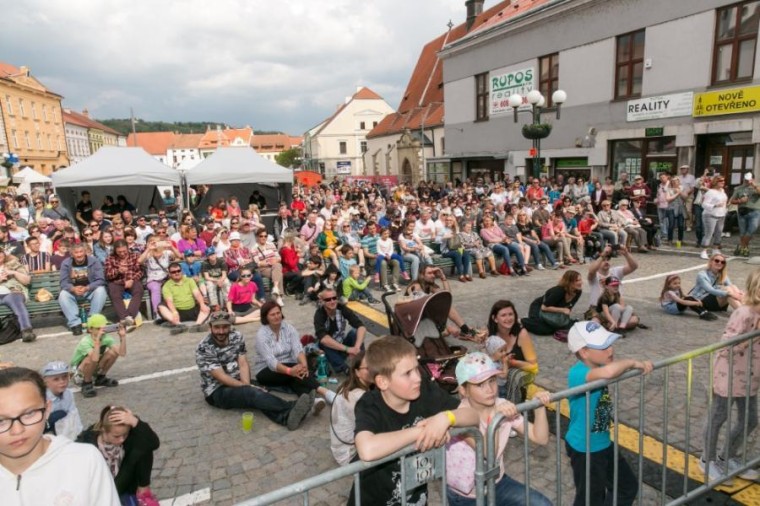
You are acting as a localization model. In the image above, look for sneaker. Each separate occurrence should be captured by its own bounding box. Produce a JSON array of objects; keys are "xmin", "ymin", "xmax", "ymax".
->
[
  {"xmin": 81, "ymin": 381, "xmax": 97, "ymax": 398},
  {"xmin": 373, "ymin": 273, "xmax": 380, "ymax": 284},
  {"xmin": 123, "ymin": 316, "xmax": 135, "ymax": 328},
  {"xmin": 136, "ymin": 488, "xmax": 160, "ymax": 506},
  {"xmin": 551, "ymin": 263, "xmax": 560, "ymax": 270},
  {"xmin": 676, "ymin": 241, "xmax": 682, "ymax": 249},
  {"xmin": 21, "ymin": 329, "xmax": 36, "ymax": 343},
  {"xmin": 190, "ymin": 323, "xmax": 207, "ymax": 333},
  {"xmin": 537, "ymin": 264, "xmax": 545, "ymax": 271},
  {"xmin": 367, "ymin": 297, "xmax": 380, "ymax": 305},
  {"xmin": 71, "ymin": 324, "xmax": 83, "ymax": 336},
  {"xmin": 392, "ymin": 283, "xmax": 400, "ymax": 291},
  {"xmin": 700, "ymin": 250, "xmax": 710, "ymax": 260},
  {"xmin": 382, "ymin": 284, "xmax": 393, "ymax": 293},
  {"xmin": 287, "ymin": 393, "xmax": 313, "ymax": 430},
  {"xmin": 311, "ymin": 398, "xmax": 327, "ymax": 416},
  {"xmin": 94, "ymin": 375, "xmax": 119, "ymax": 387},
  {"xmin": 700, "ymin": 311, "xmax": 718, "ymax": 321},
  {"xmin": 723, "ymin": 457, "xmax": 760, "ymax": 481},
  {"xmin": 275, "ymin": 295, "xmax": 285, "ymax": 307},
  {"xmin": 170, "ymin": 325, "xmax": 189, "ymax": 335},
  {"xmin": 699, "ymin": 457, "xmax": 732, "ymax": 484},
  {"xmin": 402, "ymin": 271, "xmax": 411, "ymax": 281}
]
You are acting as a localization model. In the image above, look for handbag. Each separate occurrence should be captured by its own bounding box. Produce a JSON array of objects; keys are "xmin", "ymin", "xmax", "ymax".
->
[{"xmin": 447, "ymin": 235, "xmax": 462, "ymax": 251}]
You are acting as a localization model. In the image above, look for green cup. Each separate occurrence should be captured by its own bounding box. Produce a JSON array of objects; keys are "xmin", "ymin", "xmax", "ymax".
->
[{"xmin": 241, "ymin": 412, "xmax": 254, "ymax": 433}]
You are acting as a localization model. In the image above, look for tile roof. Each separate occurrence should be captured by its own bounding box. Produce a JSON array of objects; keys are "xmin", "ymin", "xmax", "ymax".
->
[
  {"xmin": 367, "ymin": 0, "xmax": 514, "ymax": 139},
  {"xmin": 0, "ymin": 62, "xmax": 21, "ymax": 79},
  {"xmin": 0, "ymin": 62, "xmax": 60, "ymax": 97},
  {"xmin": 126, "ymin": 131, "xmax": 176, "ymax": 155},
  {"xmin": 63, "ymin": 109, "xmax": 121, "ymax": 136},
  {"xmin": 169, "ymin": 133, "xmax": 204, "ymax": 150},
  {"xmin": 250, "ymin": 134, "xmax": 302, "ymax": 153},
  {"xmin": 310, "ymin": 87, "xmax": 386, "ymax": 137},
  {"xmin": 469, "ymin": 0, "xmax": 553, "ymax": 34},
  {"xmin": 199, "ymin": 126, "xmax": 253, "ymax": 148}
]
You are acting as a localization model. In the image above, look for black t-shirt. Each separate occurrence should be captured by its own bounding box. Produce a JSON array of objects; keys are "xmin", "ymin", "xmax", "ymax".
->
[
  {"xmin": 70, "ymin": 259, "xmax": 90, "ymax": 286},
  {"xmin": 201, "ymin": 258, "xmax": 228, "ymax": 279},
  {"xmin": 543, "ymin": 285, "xmax": 581, "ymax": 309},
  {"xmin": 76, "ymin": 200, "xmax": 94, "ymax": 222},
  {"xmin": 348, "ymin": 379, "xmax": 458, "ymax": 506}
]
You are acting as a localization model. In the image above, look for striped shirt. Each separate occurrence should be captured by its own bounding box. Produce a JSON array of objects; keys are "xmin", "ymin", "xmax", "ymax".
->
[
  {"xmin": 360, "ymin": 234, "xmax": 379, "ymax": 254},
  {"xmin": 252, "ymin": 321, "xmax": 303, "ymax": 375}
]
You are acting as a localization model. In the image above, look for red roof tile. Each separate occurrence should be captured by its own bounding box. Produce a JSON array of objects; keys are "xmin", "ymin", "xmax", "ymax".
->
[
  {"xmin": 199, "ymin": 126, "xmax": 253, "ymax": 148},
  {"xmin": 63, "ymin": 109, "xmax": 121, "ymax": 136},
  {"xmin": 250, "ymin": 134, "xmax": 303, "ymax": 153},
  {"xmin": 367, "ymin": 1, "xmax": 516, "ymax": 139},
  {"xmin": 126, "ymin": 131, "xmax": 176, "ymax": 155},
  {"xmin": 0, "ymin": 63, "xmax": 21, "ymax": 79},
  {"xmin": 169, "ymin": 133, "xmax": 204, "ymax": 150}
]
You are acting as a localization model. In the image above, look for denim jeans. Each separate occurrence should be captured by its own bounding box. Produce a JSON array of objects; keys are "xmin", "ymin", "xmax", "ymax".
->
[
  {"xmin": 206, "ymin": 384, "xmax": 296, "ymax": 426},
  {"xmin": 597, "ymin": 229, "xmax": 618, "ymax": 247},
  {"xmin": 657, "ymin": 208, "xmax": 669, "ymax": 238},
  {"xmin": 446, "ymin": 473, "xmax": 552, "ymax": 506},
  {"xmin": 666, "ymin": 210, "xmax": 684, "ymax": 242},
  {"xmin": 525, "ymin": 238, "xmax": 556, "ymax": 266},
  {"xmin": 490, "ymin": 243, "xmax": 526, "ymax": 270},
  {"xmin": 442, "ymin": 249, "xmax": 472, "ymax": 276},
  {"xmin": 403, "ymin": 253, "xmax": 421, "ymax": 280},
  {"xmin": 694, "ymin": 204, "xmax": 704, "ymax": 245},
  {"xmin": 58, "ymin": 286, "xmax": 108, "ymax": 328},
  {"xmin": 318, "ymin": 329, "xmax": 359, "ymax": 374},
  {"xmin": 738, "ymin": 209, "xmax": 760, "ymax": 238},
  {"xmin": 0, "ymin": 292, "xmax": 31, "ymax": 330}
]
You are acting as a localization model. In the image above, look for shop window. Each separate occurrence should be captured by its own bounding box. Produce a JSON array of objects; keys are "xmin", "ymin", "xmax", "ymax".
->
[
  {"xmin": 339, "ymin": 141, "xmax": 347, "ymax": 155},
  {"xmin": 615, "ymin": 29, "xmax": 645, "ymax": 99},
  {"xmin": 611, "ymin": 137, "xmax": 676, "ymax": 183},
  {"xmin": 475, "ymin": 72, "xmax": 489, "ymax": 121},
  {"xmin": 539, "ymin": 53, "xmax": 560, "ymax": 106},
  {"xmin": 713, "ymin": 1, "xmax": 760, "ymax": 84}
]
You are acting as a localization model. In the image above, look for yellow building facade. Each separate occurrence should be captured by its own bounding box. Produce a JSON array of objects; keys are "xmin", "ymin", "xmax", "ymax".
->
[{"xmin": 0, "ymin": 63, "xmax": 69, "ymax": 175}]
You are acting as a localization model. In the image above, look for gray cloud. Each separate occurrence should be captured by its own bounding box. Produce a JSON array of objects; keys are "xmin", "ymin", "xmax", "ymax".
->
[{"xmin": 1, "ymin": 0, "xmax": 477, "ymax": 133}]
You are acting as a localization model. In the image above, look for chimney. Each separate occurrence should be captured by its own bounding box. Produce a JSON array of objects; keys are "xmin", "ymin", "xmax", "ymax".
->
[
  {"xmin": 19, "ymin": 66, "xmax": 29, "ymax": 76},
  {"xmin": 82, "ymin": 108, "xmax": 90, "ymax": 118},
  {"xmin": 466, "ymin": 0, "xmax": 485, "ymax": 31}
]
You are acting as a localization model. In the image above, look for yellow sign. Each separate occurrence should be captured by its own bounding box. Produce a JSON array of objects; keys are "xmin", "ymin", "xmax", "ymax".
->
[{"xmin": 693, "ymin": 85, "xmax": 760, "ymax": 117}]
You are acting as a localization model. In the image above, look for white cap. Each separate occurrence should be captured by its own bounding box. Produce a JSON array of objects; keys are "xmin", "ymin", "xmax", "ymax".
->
[
  {"xmin": 229, "ymin": 231, "xmax": 241, "ymax": 241},
  {"xmin": 568, "ymin": 321, "xmax": 621, "ymax": 353},
  {"xmin": 745, "ymin": 172, "xmax": 754, "ymax": 181}
]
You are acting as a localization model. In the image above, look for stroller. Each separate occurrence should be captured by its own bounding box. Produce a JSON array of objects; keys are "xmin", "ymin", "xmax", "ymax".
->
[{"xmin": 381, "ymin": 290, "xmax": 466, "ymax": 393}]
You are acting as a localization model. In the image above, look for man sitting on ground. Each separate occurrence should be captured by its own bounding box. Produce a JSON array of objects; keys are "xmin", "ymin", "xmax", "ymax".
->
[
  {"xmin": 158, "ymin": 261, "xmax": 211, "ymax": 334},
  {"xmin": 313, "ymin": 288, "xmax": 367, "ymax": 374}
]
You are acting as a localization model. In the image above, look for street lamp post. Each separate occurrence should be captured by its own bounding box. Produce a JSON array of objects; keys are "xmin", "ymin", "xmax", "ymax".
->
[{"xmin": 508, "ymin": 89, "xmax": 567, "ymax": 180}]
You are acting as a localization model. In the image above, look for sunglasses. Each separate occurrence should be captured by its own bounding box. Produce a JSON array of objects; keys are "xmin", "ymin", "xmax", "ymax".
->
[
  {"xmin": 321, "ymin": 296, "xmax": 338, "ymax": 302},
  {"xmin": 713, "ymin": 259, "xmax": 726, "ymax": 265},
  {"xmin": 210, "ymin": 311, "xmax": 231, "ymax": 322},
  {"xmin": 257, "ymin": 234, "xmax": 267, "ymax": 238},
  {"xmin": 240, "ymin": 274, "xmax": 253, "ymax": 278},
  {"xmin": 169, "ymin": 269, "xmax": 182, "ymax": 274}
]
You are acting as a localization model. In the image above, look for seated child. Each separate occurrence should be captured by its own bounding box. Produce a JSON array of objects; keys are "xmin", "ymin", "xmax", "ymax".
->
[
  {"xmin": 226, "ymin": 267, "xmax": 262, "ymax": 324},
  {"xmin": 348, "ymin": 335, "xmax": 479, "ymax": 505},
  {"xmin": 41, "ymin": 360, "xmax": 83, "ymax": 440},
  {"xmin": 181, "ymin": 250, "xmax": 206, "ymax": 297},
  {"xmin": 595, "ymin": 277, "xmax": 639, "ymax": 331},
  {"xmin": 342, "ymin": 264, "xmax": 379, "ymax": 304},
  {"xmin": 566, "ymin": 321, "xmax": 652, "ymax": 506},
  {"xmin": 446, "ymin": 352, "xmax": 552, "ymax": 505},
  {"xmin": 337, "ymin": 244, "xmax": 358, "ymax": 280},
  {"xmin": 578, "ymin": 212, "xmax": 603, "ymax": 260},
  {"xmin": 660, "ymin": 274, "xmax": 717, "ymax": 320},
  {"xmin": 300, "ymin": 255, "xmax": 325, "ymax": 305},
  {"xmin": 319, "ymin": 264, "xmax": 343, "ymax": 301},
  {"xmin": 51, "ymin": 239, "xmax": 71, "ymax": 271},
  {"xmin": 71, "ymin": 314, "xmax": 128, "ymax": 398},
  {"xmin": 201, "ymin": 247, "xmax": 230, "ymax": 311}
]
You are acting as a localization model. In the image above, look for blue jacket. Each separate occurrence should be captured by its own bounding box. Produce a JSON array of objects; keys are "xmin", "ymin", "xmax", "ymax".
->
[
  {"xmin": 689, "ymin": 269, "xmax": 731, "ymax": 300},
  {"xmin": 60, "ymin": 255, "xmax": 106, "ymax": 293}
]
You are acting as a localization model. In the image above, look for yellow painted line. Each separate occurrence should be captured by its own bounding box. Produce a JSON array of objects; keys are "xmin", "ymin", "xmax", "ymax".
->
[
  {"xmin": 526, "ymin": 384, "xmax": 759, "ymax": 501},
  {"xmin": 346, "ymin": 301, "xmax": 390, "ymax": 329},
  {"xmin": 354, "ymin": 304, "xmax": 760, "ymax": 502}
]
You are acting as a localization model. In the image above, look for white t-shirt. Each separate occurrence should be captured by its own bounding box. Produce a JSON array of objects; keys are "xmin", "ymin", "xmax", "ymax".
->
[{"xmin": 587, "ymin": 265, "xmax": 625, "ymax": 307}]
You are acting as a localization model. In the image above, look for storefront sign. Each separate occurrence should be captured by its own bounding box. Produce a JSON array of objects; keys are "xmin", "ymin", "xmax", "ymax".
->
[
  {"xmin": 336, "ymin": 161, "xmax": 351, "ymax": 174},
  {"xmin": 626, "ymin": 92, "xmax": 693, "ymax": 122},
  {"xmin": 490, "ymin": 67, "xmax": 536, "ymax": 115},
  {"xmin": 556, "ymin": 158, "xmax": 588, "ymax": 168},
  {"xmin": 645, "ymin": 127, "xmax": 664, "ymax": 137},
  {"xmin": 693, "ymin": 85, "xmax": 760, "ymax": 117}
]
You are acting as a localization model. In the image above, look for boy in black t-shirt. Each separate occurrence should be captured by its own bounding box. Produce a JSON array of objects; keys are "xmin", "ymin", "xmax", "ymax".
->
[
  {"xmin": 348, "ymin": 335, "xmax": 478, "ymax": 505},
  {"xmin": 201, "ymin": 248, "xmax": 229, "ymax": 311}
]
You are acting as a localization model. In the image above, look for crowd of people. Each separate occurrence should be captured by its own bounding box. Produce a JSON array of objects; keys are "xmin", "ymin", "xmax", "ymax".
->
[{"xmin": 0, "ymin": 166, "xmax": 759, "ymax": 506}]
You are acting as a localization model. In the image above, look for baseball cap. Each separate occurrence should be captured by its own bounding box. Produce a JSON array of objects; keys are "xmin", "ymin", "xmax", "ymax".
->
[
  {"xmin": 745, "ymin": 172, "xmax": 754, "ymax": 181},
  {"xmin": 87, "ymin": 313, "xmax": 108, "ymax": 329},
  {"xmin": 567, "ymin": 321, "xmax": 621, "ymax": 353},
  {"xmin": 40, "ymin": 360, "xmax": 69, "ymax": 377},
  {"xmin": 184, "ymin": 249, "xmax": 195, "ymax": 257},
  {"xmin": 455, "ymin": 352, "xmax": 501, "ymax": 386},
  {"xmin": 209, "ymin": 311, "xmax": 233, "ymax": 326},
  {"xmin": 205, "ymin": 247, "xmax": 217, "ymax": 256},
  {"xmin": 229, "ymin": 231, "xmax": 241, "ymax": 241}
]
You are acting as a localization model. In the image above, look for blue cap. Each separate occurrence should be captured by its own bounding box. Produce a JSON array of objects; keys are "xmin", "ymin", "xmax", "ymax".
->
[
  {"xmin": 205, "ymin": 247, "xmax": 217, "ymax": 256},
  {"xmin": 184, "ymin": 249, "xmax": 195, "ymax": 257}
]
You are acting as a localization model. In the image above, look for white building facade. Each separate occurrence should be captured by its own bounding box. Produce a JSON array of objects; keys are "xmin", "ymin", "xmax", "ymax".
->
[{"xmin": 63, "ymin": 117, "xmax": 91, "ymax": 166}]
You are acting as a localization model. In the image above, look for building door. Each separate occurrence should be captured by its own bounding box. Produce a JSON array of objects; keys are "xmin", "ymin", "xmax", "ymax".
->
[
  {"xmin": 401, "ymin": 158, "xmax": 412, "ymax": 183},
  {"xmin": 728, "ymin": 146, "xmax": 753, "ymax": 194}
]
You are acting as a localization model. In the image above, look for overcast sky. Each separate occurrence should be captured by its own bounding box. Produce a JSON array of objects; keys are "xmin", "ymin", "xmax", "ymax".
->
[{"xmin": 1, "ymin": 0, "xmax": 488, "ymax": 134}]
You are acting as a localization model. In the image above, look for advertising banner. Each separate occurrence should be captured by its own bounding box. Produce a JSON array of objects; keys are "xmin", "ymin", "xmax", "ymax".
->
[
  {"xmin": 626, "ymin": 92, "xmax": 693, "ymax": 121},
  {"xmin": 490, "ymin": 67, "xmax": 536, "ymax": 115},
  {"xmin": 693, "ymin": 85, "xmax": 760, "ymax": 117}
]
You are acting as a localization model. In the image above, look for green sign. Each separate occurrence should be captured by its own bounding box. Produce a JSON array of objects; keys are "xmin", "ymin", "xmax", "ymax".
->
[
  {"xmin": 645, "ymin": 127, "xmax": 664, "ymax": 137},
  {"xmin": 556, "ymin": 158, "xmax": 588, "ymax": 168}
]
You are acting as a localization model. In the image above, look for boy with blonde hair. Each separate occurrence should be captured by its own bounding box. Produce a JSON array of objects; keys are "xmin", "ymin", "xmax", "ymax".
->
[{"xmin": 349, "ymin": 335, "xmax": 478, "ymax": 505}]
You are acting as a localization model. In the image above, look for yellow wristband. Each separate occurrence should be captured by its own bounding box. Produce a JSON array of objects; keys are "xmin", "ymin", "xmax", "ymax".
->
[{"xmin": 445, "ymin": 410, "xmax": 456, "ymax": 427}]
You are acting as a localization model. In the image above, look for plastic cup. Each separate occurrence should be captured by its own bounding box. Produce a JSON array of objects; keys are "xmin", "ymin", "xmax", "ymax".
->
[{"xmin": 241, "ymin": 412, "xmax": 254, "ymax": 433}]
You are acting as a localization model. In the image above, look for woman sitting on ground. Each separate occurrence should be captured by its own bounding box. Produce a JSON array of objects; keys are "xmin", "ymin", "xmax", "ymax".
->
[
  {"xmin": 330, "ymin": 351, "xmax": 373, "ymax": 466},
  {"xmin": 77, "ymin": 405, "xmax": 160, "ymax": 506},
  {"xmin": 484, "ymin": 300, "xmax": 539, "ymax": 404},
  {"xmin": 253, "ymin": 302, "xmax": 335, "ymax": 414},
  {"xmin": 539, "ymin": 269, "xmax": 583, "ymax": 332},
  {"xmin": 689, "ymin": 253, "xmax": 744, "ymax": 313}
]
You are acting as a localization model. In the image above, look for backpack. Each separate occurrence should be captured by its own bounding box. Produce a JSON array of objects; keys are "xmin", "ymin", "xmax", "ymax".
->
[{"xmin": 0, "ymin": 314, "xmax": 22, "ymax": 345}]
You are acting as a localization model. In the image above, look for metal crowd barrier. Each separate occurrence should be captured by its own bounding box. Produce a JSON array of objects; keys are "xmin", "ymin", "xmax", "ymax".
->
[{"xmin": 236, "ymin": 329, "xmax": 760, "ymax": 505}]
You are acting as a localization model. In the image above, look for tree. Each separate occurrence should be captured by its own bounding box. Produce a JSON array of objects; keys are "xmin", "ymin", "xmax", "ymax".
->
[{"xmin": 275, "ymin": 147, "xmax": 302, "ymax": 168}]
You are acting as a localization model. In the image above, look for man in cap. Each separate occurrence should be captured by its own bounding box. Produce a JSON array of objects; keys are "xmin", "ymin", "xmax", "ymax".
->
[
  {"xmin": 730, "ymin": 172, "xmax": 760, "ymax": 257},
  {"xmin": 195, "ymin": 311, "xmax": 313, "ymax": 430}
]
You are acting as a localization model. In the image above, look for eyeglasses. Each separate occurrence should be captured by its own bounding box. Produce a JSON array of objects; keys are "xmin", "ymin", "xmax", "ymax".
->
[
  {"xmin": 321, "ymin": 296, "xmax": 338, "ymax": 302},
  {"xmin": 83, "ymin": 233, "xmax": 92, "ymax": 237},
  {"xmin": 713, "ymin": 259, "xmax": 726, "ymax": 265},
  {"xmin": 0, "ymin": 407, "xmax": 46, "ymax": 434},
  {"xmin": 240, "ymin": 273, "xmax": 253, "ymax": 278},
  {"xmin": 34, "ymin": 201, "xmax": 43, "ymax": 205},
  {"xmin": 169, "ymin": 269, "xmax": 182, "ymax": 274}
]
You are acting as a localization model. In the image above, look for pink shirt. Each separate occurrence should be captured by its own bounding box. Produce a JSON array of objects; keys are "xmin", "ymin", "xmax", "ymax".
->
[{"xmin": 713, "ymin": 305, "xmax": 760, "ymax": 397}]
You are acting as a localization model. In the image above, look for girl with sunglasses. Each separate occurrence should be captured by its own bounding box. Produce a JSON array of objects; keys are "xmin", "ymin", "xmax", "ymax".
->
[{"xmin": 226, "ymin": 267, "xmax": 262, "ymax": 324}]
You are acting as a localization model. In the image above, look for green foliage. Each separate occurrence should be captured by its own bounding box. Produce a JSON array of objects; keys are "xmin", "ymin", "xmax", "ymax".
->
[
  {"xmin": 96, "ymin": 118, "xmax": 283, "ymax": 137},
  {"xmin": 275, "ymin": 147, "xmax": 302, "ymax": 168}
]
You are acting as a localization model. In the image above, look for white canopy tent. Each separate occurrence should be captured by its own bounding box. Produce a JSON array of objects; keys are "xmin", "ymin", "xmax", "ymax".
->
[
  {"xmin": 186, "ymin": 147, "xmax": 293, "ymax": 214},
  {"xmin": 13, "ymin": 166, "xmax": 53, "ymax": 196},
  {"xmin": 51, "ymin": 146, "xmax": 181, "ymax": 218}
]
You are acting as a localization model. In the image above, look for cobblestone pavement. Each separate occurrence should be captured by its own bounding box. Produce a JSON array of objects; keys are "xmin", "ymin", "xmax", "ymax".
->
[{"xmin": 3, "ymin": 236, "xmax": 759, "ymax": 505}]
